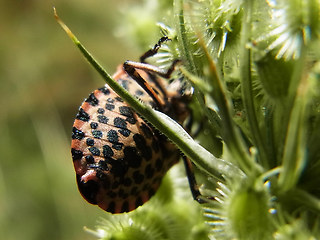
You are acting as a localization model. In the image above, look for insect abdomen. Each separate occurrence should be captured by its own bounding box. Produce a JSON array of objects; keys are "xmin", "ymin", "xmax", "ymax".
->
[{"xmin": 71, "ymin": 82, "xmax": 180, "ymax": 213}]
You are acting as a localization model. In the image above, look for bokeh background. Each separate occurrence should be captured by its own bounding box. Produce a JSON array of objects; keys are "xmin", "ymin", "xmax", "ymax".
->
[{"xmin": 0, "ymin": 0, "xmax": 153, "ymax": 239}]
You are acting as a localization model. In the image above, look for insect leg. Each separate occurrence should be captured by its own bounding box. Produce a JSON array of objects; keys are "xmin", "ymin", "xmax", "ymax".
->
[
  {"xmin": 182, "ymin": 155, "xmax": 208, "ymax": 204},
  {"xmin": 140, "ymin": 36, "xmax": 170, "ymax": 63},
  {"xmin": 138, "ymin": 36, "xmax": 177, "ymax": 97},
  {"xmin": 123, "ymin": 61, "xmax": 166, "ymax": 110},
  {"xmin": 124, "ymin": 59, "xmax": 180, "ymax": 80},
  {"xmin": 123, "ymin": 59, "xmax": 180, "ymax": 110}
]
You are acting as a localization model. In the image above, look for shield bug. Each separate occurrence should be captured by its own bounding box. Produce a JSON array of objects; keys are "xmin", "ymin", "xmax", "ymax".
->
[{"xmin": 71, "ymin": 37, "xmax": 202, "ymax": 213}]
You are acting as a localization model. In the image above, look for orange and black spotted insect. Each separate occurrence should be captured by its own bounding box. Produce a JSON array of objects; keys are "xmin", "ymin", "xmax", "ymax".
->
[{"xmin": 71, "ymin": 37, "xmax": 203, "ymax": 213}]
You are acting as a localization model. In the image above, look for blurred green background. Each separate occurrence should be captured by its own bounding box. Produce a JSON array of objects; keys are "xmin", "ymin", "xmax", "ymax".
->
[{"xmin": 0, "ymin": 0, "xmax": 148, "ymax": 239}]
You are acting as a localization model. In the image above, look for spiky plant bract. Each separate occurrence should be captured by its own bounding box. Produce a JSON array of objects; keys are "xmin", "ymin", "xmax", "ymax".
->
[{"xmin": 56, "ymin": 0, "xmax": 320, "ymax": 239}]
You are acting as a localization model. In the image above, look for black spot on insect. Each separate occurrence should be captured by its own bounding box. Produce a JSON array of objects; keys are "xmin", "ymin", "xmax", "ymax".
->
[
  {"xmin": 126, "ymin": 117, "xmax": 137, "ymax": 124},
  {"xmin": 107, "ymin": 191, "xmax": 117, "ymax": 198},
  {"xmin": 133, "ymin": 133, "xmax": 146, "ymax": 149},
  {"xmin": 142, "ymin": 183, "xmax": 150, "ymax": 191},
  {"xmin": 133, "ymin": 170, "xmax": 144, "ymax": 184},
  {"xmin": 123, "ymin": 178, "xmax": 132, "ymax": 187},
  {"xmin": 85, "ymin": 155, "xmax": 95, "ymax": 164},
  {"xmin": 114, "ymin": 117, "xmax": 127, "ymax": 130},
  {"xmin": 133, "ymin": 133, "xmax": 147, "ymax": 149},
  {"xmin": 86, "ymin": 138, "xmax": 95, "ymax": 146},
  {"xmin": 112, "ymin": 142, "xmax": 124, "ymax": 150},
  {"xmin": 98, "ymin": 115, "xmax": 108, "ymax": 124},
  {"xmin": 119, "ymin": 106, "xmax": 134, "ymax": 118},
  {"xmin": 103, "ymin": 145, "xmax": 114, "ymax": 158},
  {"xmin": 151, "ymin": 139, "xmax": 160, "ymax": 153},
  {"xmin": 107, "ymin": 97, "xmax": 115, "ymax": 103},
  {"xmin": 92, "ymin": 130, "xmax": 103, "ymax": 139},
  {"xmin": 107, "ymin": 158, "xmax": 128, "ymax": 177},
  {"xmin": 133, "ymin": 134, "xmax": 152, "ymax": 160},
  {"xmin": 143, "ymin": 147, "xmax": 152, "ymax": 161},
  {"xmin": 98, "ymin": 87, "xmax": 111, "ymax": 95},
  {"xmin": 119, "ymin": 79, "xmax": 129, "ymax": 90},
  {"xmin": 76, "ymin": 108, "xmax": 90, "ymax": 122},
  {"xmin": 105, "ymin": 103, "xmax": 115, "ymax": 111},
  {"xmin": 135, "ymin": 90, "xmax": 144, "ymax": 96},
  {"xmin": 140, "ymin": 123, "xmax": 153, "ymax": 138},
  {"xmin": 72, "ymin": 127, "xmax": 85, "ymax": 140},
  {"xmin": 119, "ymin": 128, "xmax": 131, "ymax": 137},
  {"xmin": 115, "ymin": 96, "xmax": 124, "ymax": 102},
  {"xmin": 107, "ymin": 129, "xmax": 119, "ymax": 143},
  {"xmin": 89, "ymin": 147, "xmax": 100, "ymax": 156},
  {"xmin": 98, "ymin": 160, "xmax": 109, "ymax": 170},
  {"xmin": 145, "ymin": 164, "xmax": 154, "ymax": 179},
  {"xmin": 71, "ymin": 148, "xmax": 83, "ymax": 160},
  {"xmin": 90, "ymin": 122, "xmax": 98, "ymax": 129},
  {"xmin": 155, "ymin": 158, "xmax": 163, "ymax": 171},
  {"xmin": 97, "ymin": 108, "xmax": 105, "ymax": 114},
  {"xmin": 85, "ymin": 93, "xmax": 99, "ymax": 106},
  {"xmin": 124, "ymin": 146, "xmax": 142, "ymax": 168}
]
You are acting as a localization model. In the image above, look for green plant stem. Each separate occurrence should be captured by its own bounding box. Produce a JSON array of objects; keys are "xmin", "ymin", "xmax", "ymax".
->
[
  {"xmin": 153, "ymin": 110, "xmax": 244, "ymax": 179},
  {"xmin": 278, "ymin": 47, "xmax": 308, "ymax": 191},
  {"xmin": 240, "ymin": 0, "xmax": 269, "ymax": 171},
  {"xmin": 54, "ymin": 8, "xmax": 243, "ymax": 181},
  {"xmin": 201, "ymin": 39, "xmax": 258, "ymax": 176}
]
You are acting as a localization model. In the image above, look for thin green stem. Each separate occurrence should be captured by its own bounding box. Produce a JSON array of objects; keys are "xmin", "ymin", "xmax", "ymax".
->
[
  {"xmin": 201, "ymin": 39, "xmax": 257, "ymax": 175},
  {"xmin": 240, "ymin": 0, "xmax": 269, "ymax": 170},
  {"xmin": 278, "ymin": 47, "xmax": 308, "ymax": 191}
]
